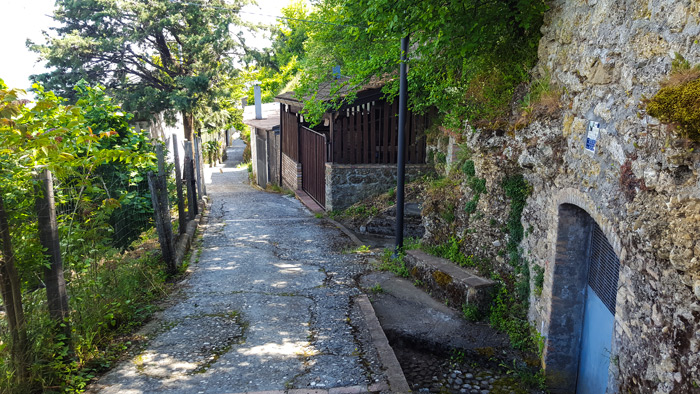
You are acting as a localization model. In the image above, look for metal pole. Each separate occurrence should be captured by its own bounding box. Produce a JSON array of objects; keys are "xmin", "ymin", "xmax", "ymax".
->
[{"xmin": 395, "ymin": 35, "xmax": 409, "ymax": 251}]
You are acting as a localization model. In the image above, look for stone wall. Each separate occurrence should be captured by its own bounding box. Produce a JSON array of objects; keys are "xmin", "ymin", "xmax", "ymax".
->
[
  {"xmin": 424, "ymin": 1, "xmax": 700, "ymax": 392},
  {"xmin": 529, "ymin": 1, "xmax": 699, "ymax": 392},
  {"xmin": 282, "ymin": 152, "xmax": 301, "ymax": 191},
  {"xmin": 325, "ymin": 163, "xmax": 429, "ymax": 212}
]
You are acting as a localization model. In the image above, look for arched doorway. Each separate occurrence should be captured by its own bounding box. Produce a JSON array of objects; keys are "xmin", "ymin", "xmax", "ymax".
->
[{"xmin": 544, "ymin": 204, "xmax": 620, "ymax": 393}]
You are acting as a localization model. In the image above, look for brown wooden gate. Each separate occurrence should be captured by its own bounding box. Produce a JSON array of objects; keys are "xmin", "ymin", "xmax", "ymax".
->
[{"xmin": 300, "ymin": 126, "xmax": 326, "ymax": 208}]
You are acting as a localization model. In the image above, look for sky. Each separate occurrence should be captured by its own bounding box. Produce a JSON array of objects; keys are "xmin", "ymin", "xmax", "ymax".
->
[{"xmin": 0, "ymin": 0, "xmax": 296, "ymax": 91}]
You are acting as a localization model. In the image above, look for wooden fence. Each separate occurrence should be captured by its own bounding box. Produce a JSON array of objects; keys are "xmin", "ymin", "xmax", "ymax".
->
[
  {"xmin": 331, "ymin": 99, "xmax": 428, "ymax": 165},
  {"xmin": 281, "ymin": 104, "xmax": 300, "ymax": 161},
  {"xmin": 281, "ymin": 100, "xmax": 431, "ymax": 167}
]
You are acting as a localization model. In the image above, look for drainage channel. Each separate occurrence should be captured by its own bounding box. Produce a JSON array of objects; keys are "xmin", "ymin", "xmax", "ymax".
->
[{"xmin": 388, "ymin": 335, "xmax": 543, "ymax": 394}]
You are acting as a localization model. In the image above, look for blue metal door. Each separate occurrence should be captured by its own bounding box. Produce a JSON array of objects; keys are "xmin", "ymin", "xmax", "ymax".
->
[
  {"xmin": 577, "ymin": 224, "xmax": 620, "ymax": 393},
  {"xmin": 577, "ymin": 285, "xmax": 614, "ymax": 393}
]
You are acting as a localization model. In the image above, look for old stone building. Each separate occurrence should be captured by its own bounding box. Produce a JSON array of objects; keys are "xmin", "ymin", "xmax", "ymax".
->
[{"xmin": 428, "ymin": 1, "xmax": 699, "ymax": 392}]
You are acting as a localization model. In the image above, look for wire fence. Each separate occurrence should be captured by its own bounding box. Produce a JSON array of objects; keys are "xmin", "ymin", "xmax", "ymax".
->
[
  {"xmin": 29, "ymin": 136, "xmax": 205, "ymax": 284},
  {"xmin": 53, "ymin": 168, "xmax": 155, "ymax": 272}
]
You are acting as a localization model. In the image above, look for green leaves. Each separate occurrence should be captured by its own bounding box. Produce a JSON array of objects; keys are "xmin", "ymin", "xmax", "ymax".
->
[
  {"xmin": 0, "ymin": 80, "xmax": 158, "ymax": 290},
  {"xmin": 296, "ymin": 0, "xmax": 547, "ymax": 127},
  {"xmin": 32, "ymin": 0, "xmax": 251, "ymax": 126}
]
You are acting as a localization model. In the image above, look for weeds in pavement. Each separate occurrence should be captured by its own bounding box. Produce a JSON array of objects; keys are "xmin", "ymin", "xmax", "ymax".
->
[{"xmin": 369, "ymin": 284, "xmax": 384, "ymax": 294}]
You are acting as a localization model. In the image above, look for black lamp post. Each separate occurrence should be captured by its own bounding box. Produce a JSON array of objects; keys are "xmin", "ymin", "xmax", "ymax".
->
[{"xmin": 394, "ymin": 35, "xmax": 409, "ymax": 251}]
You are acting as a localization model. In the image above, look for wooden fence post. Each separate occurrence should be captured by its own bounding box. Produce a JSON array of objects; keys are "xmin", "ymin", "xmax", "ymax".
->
[
  {"xmin": 172, "ymin": 135, "xmax": 187, "ymax": 235},
  {"xmin": 156, "ymin": 144, "xmax": 166, "ymax": 176},
  {"xmin": 194, "ymin": 136, "xmax": 205, "ymax": 197},
  {"xmin": 148, "ymin": 170, "xmax": 176, "ymax": 274},
  {"xmin": 184, "ymin": 143, "xmax": 198, "ymax": 219},
  {"xmin": 200, "ymin": 137, "xmax": 207, "ymax": 196},
  {"xmin": 0, "ymin": 189, "xmax": 29, "ymax": 383},
  {"xmin": 34, "ymin": 169, "xmax": 72, "ymax": 346}
]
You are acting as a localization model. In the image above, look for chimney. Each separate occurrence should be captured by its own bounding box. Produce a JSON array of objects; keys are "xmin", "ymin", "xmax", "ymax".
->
[{"xmin": 254, "ymin": 82, "xmax": 262, "ymax": 120}]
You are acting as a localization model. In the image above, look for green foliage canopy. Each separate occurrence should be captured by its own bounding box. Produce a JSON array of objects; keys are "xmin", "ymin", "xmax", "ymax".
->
[
  {"xmin": 296, "ymin": 0, "xmax": 548, "ymax": 127},
  {"xmin": 0, "ymin": 79, "xmax": 157, "ymax": 284},
  {"xmin": 31, "ymin": 0, "xmax": 252, "ymax": 137},
  {"xmin": 242, "ymin": 0, "xmax": 311, "ymax": 104}
]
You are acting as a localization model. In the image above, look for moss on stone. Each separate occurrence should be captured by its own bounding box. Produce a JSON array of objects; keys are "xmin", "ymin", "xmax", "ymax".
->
[
  {"xmin": 411, "ymin": 266, "xmax": 420, "ymax": 277},
  {"xmin": 432, "ymin": 270, "xmax": 453, "ymax": 287},
  {"xmin": 646, "ymin": 61, "xmax": 700, "ymax": 141},
  {"xmin": 476, "ymin": 346, "xmax": 495, "ymax": 358},
  {"xmin": 490, "ymin": 376, "xmax": 531, "ymax": 394}
]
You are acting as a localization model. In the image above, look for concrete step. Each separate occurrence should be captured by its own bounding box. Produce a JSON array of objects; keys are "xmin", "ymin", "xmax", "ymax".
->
[
  {"xmin": 403, "ymin": 249, "xmax": 497, "ymax": 316},
  {"xmin": 359, "ymin": 271, "xmax": 510, "ymax": 357}
]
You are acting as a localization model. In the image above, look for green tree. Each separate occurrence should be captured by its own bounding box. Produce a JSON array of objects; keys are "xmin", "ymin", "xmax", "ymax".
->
[
  {"xmin": 0, "ymin": 80, "xmax": 31, "ymax": 388},
  {"xmin": 31, "ymin": 0, "xmax": 252, "ymax": 141},
  {"xmin": 242, "ymin": 0, "xmax": 311, "ymax": 103},
  {"xmin": 270, "ymin": 0, "xmax": 311, "ymax": 68},
  {"xmin": 296, "ymin": 0, "xmax": 548, "ymax": 127},
  {"xmin": 0, "ymin": 79, "xmax": 157, "ymax": 283},
  {"xmin": 195, "ymin": 72, "xmax": 247, "ymax": 135},
  {"xmin": 1, "ymin": 78, "xmax": 160, "ymax": 390}
]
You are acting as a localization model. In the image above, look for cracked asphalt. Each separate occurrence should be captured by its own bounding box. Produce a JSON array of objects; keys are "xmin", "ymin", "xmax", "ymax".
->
[{"xmin": 88, "ymin": 139, "xmax": 388, "ymax": 393}]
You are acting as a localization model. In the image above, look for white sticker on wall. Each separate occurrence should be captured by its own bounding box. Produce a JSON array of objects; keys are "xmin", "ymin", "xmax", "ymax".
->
[{"xmin": 585, "ymin": 121, "xmax": 600, "ymax": 153}]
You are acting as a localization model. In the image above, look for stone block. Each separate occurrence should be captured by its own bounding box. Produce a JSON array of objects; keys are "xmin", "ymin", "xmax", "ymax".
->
[
  {"xmin": 403, "ymin": 250, "xmax": 496, "ymax": 315},
  {"xmin": 328, "ymin": 385, "xmax": 366, "ymax": 394}
]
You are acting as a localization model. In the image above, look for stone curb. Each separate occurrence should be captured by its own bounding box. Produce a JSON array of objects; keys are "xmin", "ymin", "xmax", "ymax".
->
[
  {"xmin": 355, "ymin": 295, "xmax": 411, "ymax": 393},
  {"xmin": 174, "ymin": 198, "xmax": 209, "ymax": 268},
  {"xmin": 324, "ymin": 218, "xmax": 410, "ymax": 393},
  {"xmin": 325, "ymin": 218, "xmax": 364, "ymax": 246},
  {"xmin": 227, "ymin": 381, "xmax": 390, "ymax": 393}
]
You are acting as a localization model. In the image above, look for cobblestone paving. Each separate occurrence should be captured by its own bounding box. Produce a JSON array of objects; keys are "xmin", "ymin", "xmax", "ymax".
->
[
  {"xmin": 396, "ymin": 347, "xmax": 534, "ymax": 394},
  {"xmin": 88, "ymin": 140, "xmax": 387, "ymax": 393}
]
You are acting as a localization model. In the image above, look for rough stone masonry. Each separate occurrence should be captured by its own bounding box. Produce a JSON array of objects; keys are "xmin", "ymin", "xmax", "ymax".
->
[{"xmin": 429, "ymin": 1, "xmax": 700, "ymax": 392}]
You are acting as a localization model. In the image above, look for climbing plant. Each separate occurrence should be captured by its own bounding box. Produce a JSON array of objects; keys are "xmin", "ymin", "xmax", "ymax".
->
[{"xmin": 502, "ymin": 174, "xmax": 531, "ymax": 301}]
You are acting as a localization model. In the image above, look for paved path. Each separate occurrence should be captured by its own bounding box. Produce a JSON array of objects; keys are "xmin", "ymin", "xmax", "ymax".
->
[{"xmin": 89, "ymin": 140, "xmax": 390, "ymax": 393}]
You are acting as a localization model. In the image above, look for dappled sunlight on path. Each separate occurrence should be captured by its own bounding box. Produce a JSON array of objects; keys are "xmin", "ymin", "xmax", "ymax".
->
[{"xmin": 88, "ymin": 139, "xmax": 386, "ymax": 393}]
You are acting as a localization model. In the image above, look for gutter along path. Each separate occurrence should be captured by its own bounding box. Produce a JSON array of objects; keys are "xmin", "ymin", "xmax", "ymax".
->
[{"xmin": 88, "ymin": 139, "xmax": 401, "ymax": 394}]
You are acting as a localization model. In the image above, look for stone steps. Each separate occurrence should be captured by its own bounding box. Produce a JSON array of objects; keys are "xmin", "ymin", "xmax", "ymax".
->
[
  {"xmin": 360, "ymin": 202, "xmax": 425, "ymax": 239},
  {"xmin": 403, "ymin": 250, "xmax": 497, "ymax": 316}
]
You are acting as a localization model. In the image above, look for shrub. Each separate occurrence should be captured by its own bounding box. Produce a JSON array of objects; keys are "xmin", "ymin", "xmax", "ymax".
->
[
  {"xmin": 646, "ymin": 53, "xmax": 700, "ymax": 141},
  {"xmin": 462, "ymin": 160, "xmax": 476, "ymax": 178},
  {"xmin": 646, "ymin": 75, "xmax": 700, "ymax": 141}
]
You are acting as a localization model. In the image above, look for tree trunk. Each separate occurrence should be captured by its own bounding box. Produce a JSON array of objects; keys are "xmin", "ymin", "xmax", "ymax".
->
[
  {"xmin": 183, "ymin": 110, "xmax": 195, "ymax": 142},
  {"xmin": 0, "ymin": 191, "xmax": 29, "ymax": 383},
  {"xmin": 172, "ymin": 135, "xmax": 187, "ymax": 235},
  {"xmin": 34, "ymin": 170, "xmax": 72, "ymax": 350},
  {"xmin": 182, "ymin": 110, "xmax": 196, "ymax": 175}
]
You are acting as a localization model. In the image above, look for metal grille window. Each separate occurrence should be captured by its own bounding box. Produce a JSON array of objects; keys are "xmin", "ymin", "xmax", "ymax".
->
[{"xmin": 588, "ymin": 223, "xmax": 620, "ymax": 315}]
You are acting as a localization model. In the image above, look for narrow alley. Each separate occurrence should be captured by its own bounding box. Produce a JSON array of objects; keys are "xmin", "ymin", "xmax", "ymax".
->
[{"xmin": 87, "ymin": 139, "xmax": 397, "ymax": 393}]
